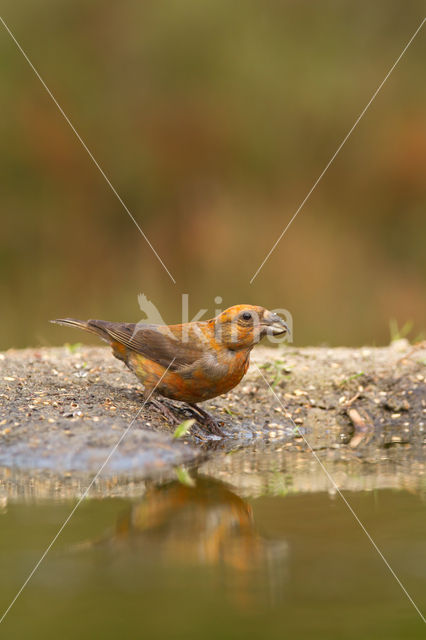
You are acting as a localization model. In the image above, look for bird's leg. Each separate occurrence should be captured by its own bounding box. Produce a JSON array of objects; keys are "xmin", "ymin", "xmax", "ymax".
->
[
  {"xmin": 187, "ymin": 403, "xmax": 225, "ymax": 436},
  {"xmin": 148, "ymin": 397, "xmax": 181, "ymax": 426}
]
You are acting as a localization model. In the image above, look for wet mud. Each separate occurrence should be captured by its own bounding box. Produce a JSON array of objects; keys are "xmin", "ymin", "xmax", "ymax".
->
[{"xmin": 0, "ymin": 340, "xmax": 424, "ymax": 500}]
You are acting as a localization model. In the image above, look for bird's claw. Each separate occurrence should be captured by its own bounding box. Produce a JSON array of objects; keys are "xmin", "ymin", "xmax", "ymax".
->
[
  {"xmin": 147, "ymin": 398, "xmax": 226, "ymax": 437},
  {"xmin": 186, "ymin": 403, "xmax": 226, "ymax": 437},
  {"xmin": 148, "ymin": 398, "xmax": 181, "ymax": 426}
]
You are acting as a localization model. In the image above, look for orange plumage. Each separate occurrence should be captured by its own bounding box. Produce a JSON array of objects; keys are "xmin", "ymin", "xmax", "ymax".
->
[{"xmin": 52, "ymin": 305, "xmax": 288, "ymax": 434}]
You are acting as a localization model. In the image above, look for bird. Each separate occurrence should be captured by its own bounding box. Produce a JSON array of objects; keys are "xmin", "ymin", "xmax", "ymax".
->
[{"xmin": 52, "ymin": 305, "xmax": 288, "ymax": 436}]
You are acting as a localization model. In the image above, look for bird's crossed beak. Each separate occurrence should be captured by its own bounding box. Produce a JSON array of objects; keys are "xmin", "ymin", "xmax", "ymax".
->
[{"xmin": 263, "ymin": 312, "xmax": 289, "ymax": 336}]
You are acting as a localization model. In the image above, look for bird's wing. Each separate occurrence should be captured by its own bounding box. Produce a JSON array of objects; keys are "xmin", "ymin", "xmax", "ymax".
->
[{"xmin": 88, "ymin": 320, "xmax": 208, "ymax": 371}]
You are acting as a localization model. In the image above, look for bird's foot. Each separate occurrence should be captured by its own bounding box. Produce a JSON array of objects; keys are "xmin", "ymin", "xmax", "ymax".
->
[
  {"xmin": 187, "ymin": 403, "xmax": 226, "ymax": 437},
  {"xmin": 146, "ymin": 397, "xmax": 225, "ymax": 438},
  {"xmin": 148, "ymin": 397, "xmax": 181, "ymax": 426}
]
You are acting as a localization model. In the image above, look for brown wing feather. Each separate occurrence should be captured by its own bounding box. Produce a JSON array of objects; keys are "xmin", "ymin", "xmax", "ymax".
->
[{"xmin": 88, "ymin": 320, "xmax": 207, "ymax": 371}]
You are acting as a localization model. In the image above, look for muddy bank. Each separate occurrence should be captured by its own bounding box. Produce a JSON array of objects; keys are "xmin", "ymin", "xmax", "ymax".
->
[{"xmin": 0, "ymin": 341, "xmax": 424, "ymax": 499}]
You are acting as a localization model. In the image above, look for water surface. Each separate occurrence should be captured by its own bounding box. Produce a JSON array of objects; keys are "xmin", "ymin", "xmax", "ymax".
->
[{"xmin": 0, "ymin": 455, "xmax": 425, "ymax": 639}]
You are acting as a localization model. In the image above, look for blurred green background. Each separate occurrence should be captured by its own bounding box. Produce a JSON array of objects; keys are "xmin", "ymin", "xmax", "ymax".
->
[{"xmin": 1, "ymin": 0, "xmax": 425, "ymax": 349}]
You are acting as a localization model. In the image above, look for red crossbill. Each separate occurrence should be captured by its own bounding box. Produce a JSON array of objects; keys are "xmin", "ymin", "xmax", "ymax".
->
[{"xmin": 52, "ymin": 305, "xmax": 288, "ymax": 435}]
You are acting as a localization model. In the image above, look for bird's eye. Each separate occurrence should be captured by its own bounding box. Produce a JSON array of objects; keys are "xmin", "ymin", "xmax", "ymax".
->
[{"xmin": 241, "ymin": 311, "xmax": 252, "ymax": 321}]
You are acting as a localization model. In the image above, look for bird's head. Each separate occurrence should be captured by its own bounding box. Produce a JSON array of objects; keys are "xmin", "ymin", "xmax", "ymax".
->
[{"xmin": 210, "ymin": 305, "xmax": 288, "ymax": 350}]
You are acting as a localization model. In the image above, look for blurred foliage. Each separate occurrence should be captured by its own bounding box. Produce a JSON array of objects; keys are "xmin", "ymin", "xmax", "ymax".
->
[
  {"xmin": 1, "ymin": 0, "xmax": 425, "ymax": 349},
  {"xmin": 173, "ymin": 419, "xmax": 196, "ymax": 440}
]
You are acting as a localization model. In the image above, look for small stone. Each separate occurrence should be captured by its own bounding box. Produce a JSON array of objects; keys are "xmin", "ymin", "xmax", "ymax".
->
[{"xmin": 390, "ymin": 339, "xmax": 409, "ymax": 352}]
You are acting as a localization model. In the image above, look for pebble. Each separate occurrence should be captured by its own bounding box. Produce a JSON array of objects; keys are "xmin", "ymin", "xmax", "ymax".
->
[
  {"xmin": 390, "ymin": 339, "xmax": 409, "ymax": 352},
  {"xmin": 268, "ymin": 422, "xmax": 286, "ymax": 430}
]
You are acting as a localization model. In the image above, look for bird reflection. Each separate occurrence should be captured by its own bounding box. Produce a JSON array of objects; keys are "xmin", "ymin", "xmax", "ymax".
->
[{"xmin": 89, "ymin": 475, "xmax": 288, "ymax": 607}]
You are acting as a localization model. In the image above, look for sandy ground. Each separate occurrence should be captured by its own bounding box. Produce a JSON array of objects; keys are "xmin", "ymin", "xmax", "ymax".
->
[{"xmin": 0, "ymin": 340, "xmax": 424, "ymax": 499}]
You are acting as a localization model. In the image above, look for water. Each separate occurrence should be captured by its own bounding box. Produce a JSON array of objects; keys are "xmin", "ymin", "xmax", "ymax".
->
[{"xmin": 0, "ymin": 458, "xmax": 425, "ymax": 639}]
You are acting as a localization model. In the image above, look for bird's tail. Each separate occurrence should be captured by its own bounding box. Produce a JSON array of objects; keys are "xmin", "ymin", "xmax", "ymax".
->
[{"xmin": 51, "ymin": 318, "xmax": 110, "ymax": 343}]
